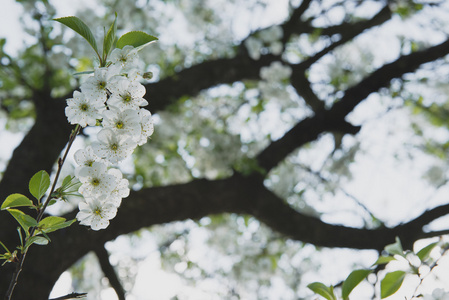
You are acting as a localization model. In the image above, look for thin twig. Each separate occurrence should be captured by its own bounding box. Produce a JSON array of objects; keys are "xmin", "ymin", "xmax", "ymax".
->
[
  {"xmin": 4, "ymin": 125, "xmax": 81, "ymax": 300},
  {"xmin": 409, "ymin": 242, "xmax": 449, "ymax": 299},
  {"xmin": 49, "ymin": 292, "xmax": 87, "ymax": 300}
]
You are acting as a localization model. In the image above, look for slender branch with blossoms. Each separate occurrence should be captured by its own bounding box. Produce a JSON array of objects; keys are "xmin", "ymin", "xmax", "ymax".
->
[
  {"xmin": 68, "ymin": 46, "xmax": 154, "ymax": 230},
  {"xmin": 0, "ymin": 14, "xmax": 157, "ymax": 299}
]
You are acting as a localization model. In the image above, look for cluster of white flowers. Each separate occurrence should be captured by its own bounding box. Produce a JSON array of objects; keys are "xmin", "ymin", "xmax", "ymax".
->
[
  {"xmin": 65, "ymin": 46, "xmax": 154, "ymax": 230},
  {"xmin": 258, "ymin": 61, "xmax": 292, "ymax": 102},
  {"xmin": 245, "ymin": 25, "xmax": 283, "ymax": 60},
  {"xmin": 260, "ymin": 61, "xmax": 292, "ymax": 82}
]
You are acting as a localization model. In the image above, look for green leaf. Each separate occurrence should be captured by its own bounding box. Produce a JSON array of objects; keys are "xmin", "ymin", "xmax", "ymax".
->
[
  {"xmin": 307, "ymin": 282, "xmax": 337, "ymax": 300},
  {"xmin": 416, "ymin": 242, "xmax": 438, "ymax": 262},
  {"xmin": 7, "ymin": 209, "xmax": 38, "ymax": 233},
  {"xmin": 29, "ymin": 170, "xmax": 51, "ymax": 201},
  {"xmin": 385, "ymin": 237, "xmax": 404, "ymax": 257},
  {"xmin": 1, "ymin": 194, "xmax": 33, "ymax": 210},
  {"xmin": 39, "ymin": 216, "xmax": 75, "ymax": 233},
  {"xmin": 116, "ymin": 31, "xmax": 157, "ymax": 50},
  {"xmin": 103, "ymin": 12, "xmax": 117, "ymax": 60},
  {"xmin": 342, "ymin": 269, "xmax": 372, "ymax": 300},
  {"xmin": 39, "ymin": 216, "xmax": 66, "ymax": 228},
  {"xmin": 32, "ymin": 236, "xmax": 49, "ymax": 245},
  {"xmin": 25, "ymin": 236, "xmax": 49, "ymax": 250},
  {"xmin": 54, "ymin": 16, "xmax": 99, "ymax": 55},
  {"xmin": 380, "ymin": 271, "xmax": 406, "ymax": 299},
  {"xmin": 62, "ymin": 175, "xmax": 73, "ymax": 188},
  {"xmin": 372, "ymin": 256, "xmax": 396, "ymax": 267},
  {"xmin": 47, "ymin": 199, "xmax": 57, "ymax": 207}
]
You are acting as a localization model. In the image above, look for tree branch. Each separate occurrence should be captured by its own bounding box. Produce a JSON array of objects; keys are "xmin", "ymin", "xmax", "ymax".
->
[
  {"xmin": 49, "ymin": 292, "xmax": 87, "ymax": 300},
  {"xmin": 257, "ymin": 38, "xmax": 449, "ymax": 173},
  {"xmin": 94, "ymin": 246, "xmax": 126, "ymax": 300},
  {"xmin": 280, "ymin": 0, "xmax": 313, "ymax": 45},
  {"xmin": 8, "ymin": 166, "xmax": 449, "ymax": 299},
  {"xmin": 298, "ymin": 5, "xmax": 392, "ymax": 70}
]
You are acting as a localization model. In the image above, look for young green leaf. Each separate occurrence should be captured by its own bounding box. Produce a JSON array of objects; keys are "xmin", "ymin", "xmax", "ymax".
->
[
  {"xmin": 380, "ymin": 270, "xmax": 406, "ymax": 299},
  {"xmin": 307, "ymin": 282, "xmax": 337, "ymax": 300},
  {"xmin": 39, "ymin": 216, "xmax": 75, "ymax": 233},
  {"xmin": 116, "ymin": 31, "xmax": 157, "ymax": 50},
  {"xmin": 385, "ymin": 237, "xmax": 404, "ymax": 257},
  {"xmin": 342, "ymin": 269, "xmax": 372, "ymax": 300},
  {"xmin": 25, "ymin": 236, "xmax": 49, "ymax": 250},
  {"xmin": 416, "ymin": 242, "xmax": 438, "ymax": 262},
  {"xmin": 1, "ymin": 193, "xmax": 33, "ymax": 210},
  {"xmin": 54, "ymin": 16, "xmax": 99, "ymax": 55},
  {"xmin": 62, "ymin": 175, "xmax": 74, "ymax": 188},
  {"xmin": 39, "ymin": 216, "xmax": 66, "ymax": 228},
  {"xmin": 372, "ymin": 256, "xmax": 396, "ymax": 267},
  {"xmin": 47, "ymin": 199, "xmax": 57, "ymax": 207},
  {"xmin": 29, "ymin": 170, "xmax": 51, "ymax": 201},
  {"xmin": 7, "ymin": 209, "xmax": 38, "ymax": 233},
  {"xmin": 103, "ymin": 12, "xmax": 118, "ymax": 61}
]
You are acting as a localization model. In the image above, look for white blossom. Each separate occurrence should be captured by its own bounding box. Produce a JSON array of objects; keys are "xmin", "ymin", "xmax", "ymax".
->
[
  {"xmin": 110, "ymin": 45, "xmax": 139, "ymax": 70},
  {"xmin": 260, "ymin": 61, "xmax": 292, "ymax": 82},
  {"xmin": 259, "ymin": 25, "xmax": 283, "ymax": 43},
  {"xmin": 136, "ymin": 108, "xmax": 154, "ymax": 146},
  {"xmin": 269, "ymin": 41, "xmax": 283, "ymax": 55},
  {"xmin": 76, "ymin": 196, "xmax": 117, "ymax": 230},
  {"xmin": 107, "ymin": 78, "xmax": 148, "ymax": 110},
  {"xmin": 68, "ymin": 46, "xmax": 154, "ymax": 231},
  {"xmin": 74, "ymin": 146, "xmax": 105, "ymax": 168},
  {"xmin": 92, "ymin": 128, "xmax": 137, "ymax": 164},
  {"xmin": 102, "ymin": 108, "xmax": 141, "ymax": 139},
  {"xmin": 126, "ymin": 69, "xmax": 144, "ymax": 82},
  {"xmin": 245, "ymin": 37, "xmax": 262, "ymax": 60},
  {"xmin": 81, "ymin": 65, "xmax": 121, "ymax": 102},
  {"xmin": 65, "ymin": 91, "xmax": 104, "ymax": 127},
  {"xmin": 107, "ymin": 168, "xmax": 130, "ymax": 207},
  {"xmin": 78, "ymin": 162, "xmax": 117, "ymax": 197}
]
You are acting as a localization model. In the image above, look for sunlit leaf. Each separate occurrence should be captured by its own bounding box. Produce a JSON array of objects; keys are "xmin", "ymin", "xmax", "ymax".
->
[
  {"xmin": 116, "ymin": 31, "xmax": 157, "ymax": 50},
  {"xmin": 61, "ymin": 175, "xmax": 74, "ymax": 188},
  {"xmin": 25, "ymin": 236, "xmax": 49, "ymax": 250},
  {"xmin": 7, "ymin": 209, "xmax": 38, "ymax": 233},
  {"xmin": 54, "ymin": 16, "xmax": 99, "ymax": 55},
  {"xmin": 381, "ymin": 271, "xmax": 406, "ymax": 299},
  {"xmin": 342, "ymin": 269, "xmax": 372, "ymax": 300},
  {"xmin": 1, "ymin": 194, "xmax": 33, "ymax": 210},
  {"xmin": 307, "ymin": 282, "xmax": 337, "ymax": 300},
  {"xmin": 372, "ymin": 256, "xmax": 396, "ymax": 267},
  {"xmin": 416, "ymin": 242, "xmax": 438, "ymax": 262},
  {"xmin": 103, "ymin": 12, "xmax": 117, "ymax": 59},
  {"xmin": 39, "ymin": 216, "xmax": 75, "ymax": 233},
  {"xmin": 29, "ymin": 170, "xmax": 50, "ymax": 201},
  {"xmin": 385, "ymin": 237, "xmax": 404, "ymax": 257}
]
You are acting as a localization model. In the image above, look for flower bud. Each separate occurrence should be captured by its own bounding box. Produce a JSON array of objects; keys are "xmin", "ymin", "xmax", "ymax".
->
[{"xmin": 143, "ymin": 72, "xmax": 153, "ymax": 80}]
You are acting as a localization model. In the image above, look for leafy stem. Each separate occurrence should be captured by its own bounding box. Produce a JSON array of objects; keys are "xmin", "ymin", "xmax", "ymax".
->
[
  {"xmin": 36, "ymin": 124, "xmax": 81, "ymax": 222},
  {"xmin": 4, "ymin": 124, "xmax": 81, "ymax": 300}
]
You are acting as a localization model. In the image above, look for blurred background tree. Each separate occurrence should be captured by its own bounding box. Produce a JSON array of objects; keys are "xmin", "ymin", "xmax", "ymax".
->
[{"xmin": 1, "ymin": 0, "xmax": 449, "ymax": 299}]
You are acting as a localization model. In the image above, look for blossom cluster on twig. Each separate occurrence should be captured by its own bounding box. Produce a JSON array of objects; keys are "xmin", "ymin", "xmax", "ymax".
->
[{"xmin": 65, "ymin": 46, "xmax": 154, "ymax": 230}]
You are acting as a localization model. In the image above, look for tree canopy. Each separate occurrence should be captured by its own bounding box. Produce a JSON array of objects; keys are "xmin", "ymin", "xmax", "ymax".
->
[{"xmin": 1, "ymin": 0, "xmax": 449, "ymax": 299}]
